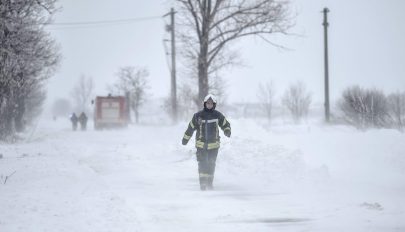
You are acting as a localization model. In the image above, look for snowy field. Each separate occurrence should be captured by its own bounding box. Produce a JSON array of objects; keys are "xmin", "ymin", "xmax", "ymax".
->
[{"xmin": 1, "ymin": 116, "xmax": 405, "ymax": 232}]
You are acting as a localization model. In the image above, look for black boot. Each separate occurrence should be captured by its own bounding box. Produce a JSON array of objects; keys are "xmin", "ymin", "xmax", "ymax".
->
[
  {"xmin": 199, "ymin": 176, "xmax": 208, "ymax": 191},
  {"xmin": 207, "ymin": 176, "xmax": 214, "ymax": 190}
]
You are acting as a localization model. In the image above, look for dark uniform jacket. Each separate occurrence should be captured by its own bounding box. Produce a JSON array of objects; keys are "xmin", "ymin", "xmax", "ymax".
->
[
  {"xmin": 79, "ymin": 113, "xmax": 88, "ymax": 123},
  {"xmin": 183, "ymin": 109, "xmax": 231, "ymax": 150}
]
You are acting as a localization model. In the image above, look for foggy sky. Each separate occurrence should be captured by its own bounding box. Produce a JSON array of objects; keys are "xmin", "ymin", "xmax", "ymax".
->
[{"xmin": 45, "ymin": 0, "xmax": 405, "ymax": 106}]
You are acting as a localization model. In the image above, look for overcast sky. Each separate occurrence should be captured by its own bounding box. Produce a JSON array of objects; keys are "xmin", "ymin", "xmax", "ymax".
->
[{"xmin": 45, "ymin": 0, "xmax": 405, "ymax": 106}]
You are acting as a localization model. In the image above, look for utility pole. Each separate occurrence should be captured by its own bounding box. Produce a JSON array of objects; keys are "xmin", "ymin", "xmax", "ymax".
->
[
  {"xmin": 170, "ymin": 8, "xmax": 178, "ymax": 123},
  {"xmin": 322, "ymin": 7, "xmax": 330, "ymax": 123},
  {"xmin": 163, "ymin": 8, "xmax": 178, "ymax": 123},
  {"xmin": 165, "ymin": 8, "xmax": 177, "ymax": 123}
]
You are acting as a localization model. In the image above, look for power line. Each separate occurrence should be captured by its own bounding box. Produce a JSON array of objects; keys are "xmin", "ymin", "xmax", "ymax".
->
[
  {"xmin": 49, "ymin": 15, "xmax": 162, "ymax": 25},
  {"xmin": 45, "ymin": 15, "xmax": 162, "ymax": 29}
]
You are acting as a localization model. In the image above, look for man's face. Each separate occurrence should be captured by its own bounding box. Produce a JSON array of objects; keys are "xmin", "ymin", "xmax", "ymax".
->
[{"xmin": 206, "ymin": 99, "xmax": 214, "ymax": 109}]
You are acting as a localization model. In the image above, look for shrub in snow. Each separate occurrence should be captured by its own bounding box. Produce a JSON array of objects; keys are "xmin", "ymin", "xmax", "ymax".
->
[
  {"xmin": 281, "ymin": 82, "xmax": 312, "ymax": 123},
  {"xmin": 338, "ymin": 86, "xmax": 390, "ymax": 129},
  {"xmin": 387, "ymin": 91, "xmax": 405, "ymax": 131}
]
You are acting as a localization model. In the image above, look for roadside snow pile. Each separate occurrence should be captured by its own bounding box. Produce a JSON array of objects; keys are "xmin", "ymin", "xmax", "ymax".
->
[{"xmin": 220, "ymin": 136, "xmax": 307, "ymax": 189}]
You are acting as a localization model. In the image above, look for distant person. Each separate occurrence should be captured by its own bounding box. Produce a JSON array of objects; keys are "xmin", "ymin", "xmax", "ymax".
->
[
  {"xmin": 70, "ymin": 113, "xmax": 78, "ymax": 131},
  {"xmin": 181, "ymin": 94, "xmax": 231, "ymax": 191},
  {"xmin": 78, "ymin": 112, "xmax": 88, "ymax": 131}
]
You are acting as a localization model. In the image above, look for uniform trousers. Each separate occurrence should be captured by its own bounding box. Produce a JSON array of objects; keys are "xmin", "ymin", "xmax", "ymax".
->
[{"xmin": 196, "ymin": 148, "xmax": 218, "ymax": 189}]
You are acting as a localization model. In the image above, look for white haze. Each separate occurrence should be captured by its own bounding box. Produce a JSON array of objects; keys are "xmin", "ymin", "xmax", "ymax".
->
[
  {"xmin": 45, "ymin": 0, "xmax": 405, "ymax": 107},
  {"xmin": 1, "ymin": 1, "xmax": 404, "ymax": 230}
]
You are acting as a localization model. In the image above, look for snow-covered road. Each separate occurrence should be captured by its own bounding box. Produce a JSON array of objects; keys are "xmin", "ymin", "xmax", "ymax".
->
[{"xmin": 1, "ymin": 119, "xmax": 404, "ymax": 231}]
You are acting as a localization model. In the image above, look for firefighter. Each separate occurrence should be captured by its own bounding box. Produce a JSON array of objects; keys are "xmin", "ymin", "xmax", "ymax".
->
[
  {"xmin": 182, "ymin": 94, "xmax": 231, "ymax": 190},
  {"xmin": 70, "ymin": 113, "xmax": 78, "ymax": 131},
  {"xmin": 78, "ymin": 112, "xmax": 88, "ymax": 131}
]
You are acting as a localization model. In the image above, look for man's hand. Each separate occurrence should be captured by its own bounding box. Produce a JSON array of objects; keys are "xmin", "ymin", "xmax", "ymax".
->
[
  {"xmin": 182, "ymin": 138, "xmax": 188, "ymax": 145},
  {"xmin": 224, "ymin": 130, "xmax": 231, "ymax": 138}
]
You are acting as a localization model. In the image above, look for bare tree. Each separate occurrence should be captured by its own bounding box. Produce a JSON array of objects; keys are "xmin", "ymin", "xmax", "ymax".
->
[
  {"xmin": 110, "ymin": 66, "xmax": 150, "ymax": 124},
  {"xmin": 339, "ymin": 86, "xmax": 390, "ymax": 129},
  {"xmin": 175, "ymin": 55, "xmax": 230, "ymax": 109},
  {"xmin": 0, "ymin": 0, "xmax": 60, "ymax": 139},
  {"xmin": 257, "ymin": 81, "xmax": 275, "ymax": 122},
  {"xmin": 282, "ymin": 81, "xmax": 312, "ymax": 123},
  {"xmin": 71, "ymin": 75, "xmax": 94, "ymax": 114},
  {"xmin": 387, "ymin": 91, "xmax": 405, "ymax": 131},
  {"xmin": 175, "ymin": 0, "xmax": 294, "ymax": 103}
]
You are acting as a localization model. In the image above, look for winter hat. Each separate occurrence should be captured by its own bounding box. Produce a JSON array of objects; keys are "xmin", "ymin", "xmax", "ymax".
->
[
  {"xmin": 203, "ymin": 94, "xmax": 217, "ymax": 110},
  {"xmin": 203, "ymin": 94, "xmax": 217, "ymax": 103}
]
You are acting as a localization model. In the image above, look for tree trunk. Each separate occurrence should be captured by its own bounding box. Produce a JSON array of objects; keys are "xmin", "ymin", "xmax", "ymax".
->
[
  {"xmin": 198, "ymin": 55, "xmax": 209, "ymax": 103},
  {"xmin": 4, "ymin": 97, "xmax": 14, "ymax": 137},
  {"xmin": 14, "ymin": 95, "xmax": 25, "ymax": 132},
  {"xmin": 197, "ymin": 0, "xmax": 210, "ymax": 104}
]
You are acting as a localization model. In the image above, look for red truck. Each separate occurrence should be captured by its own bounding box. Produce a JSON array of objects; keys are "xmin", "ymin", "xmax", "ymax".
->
[{"xmin": 93, "ymin": 95, "xmax": 129, "ymax": 129}]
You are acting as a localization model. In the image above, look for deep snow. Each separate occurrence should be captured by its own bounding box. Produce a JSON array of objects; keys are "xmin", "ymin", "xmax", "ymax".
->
[{"xmin": 0, "ymin": 117, "xmax": 404, "ymax": 231}]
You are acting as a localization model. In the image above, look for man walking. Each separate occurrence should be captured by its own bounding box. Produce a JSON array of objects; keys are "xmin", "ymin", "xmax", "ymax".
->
[{"xmin": 182, "ymin": 94, "xmax": 231, "ymax": 190}]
